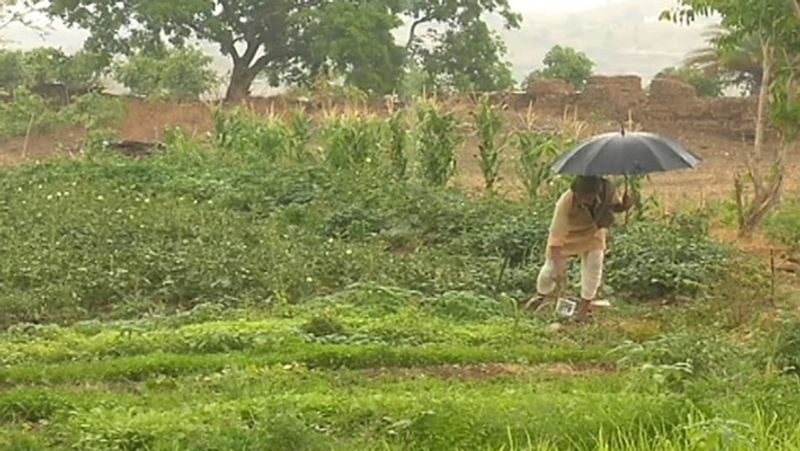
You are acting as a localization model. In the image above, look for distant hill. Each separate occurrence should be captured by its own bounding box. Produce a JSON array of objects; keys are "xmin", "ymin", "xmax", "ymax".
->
[{"xmin": 3, "ymin": 0, "xmax": 718, "ymax": 95}]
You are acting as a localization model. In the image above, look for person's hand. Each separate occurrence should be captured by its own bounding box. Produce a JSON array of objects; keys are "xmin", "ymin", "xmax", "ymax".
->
[
  {"xmin": 553, "ymin": 257, "xmax": 568, "ymax": 280},
  {"xmin": 621, "ymin": 192, "xmax": 634, "ymax": 211}
]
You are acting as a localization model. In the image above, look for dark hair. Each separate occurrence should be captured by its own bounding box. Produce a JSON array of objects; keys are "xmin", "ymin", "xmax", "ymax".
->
[{"xmin": 570, "ymin": 176, "xmax": 604, "ymax": 196}]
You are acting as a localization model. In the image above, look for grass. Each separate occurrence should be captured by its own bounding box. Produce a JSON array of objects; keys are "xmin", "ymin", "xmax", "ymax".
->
[{"xmin": 0, "ymin": 112, "xmax": 798, "ymax": 449}]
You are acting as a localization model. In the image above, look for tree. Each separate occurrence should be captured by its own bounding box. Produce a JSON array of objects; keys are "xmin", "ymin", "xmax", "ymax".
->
[
  {"xmin": 421, "ymin": 20, "xmax": 515, "ymax": 92},
  {"xmin": 305, "ymin": 1, "xmax": 404, "ymax": 95},
  {"xmin": 656, "ymin": 66, "xmax": 725, "ymax": 97},
  {"xmin": 525, "ymin": 45, "xmax": 595, "ymax": 89},
  {"xmin": 663, "ymin": 0, "xmax": 800, "ymax": 237},
  {"xmin": 115, "ymin": 47, "xmax": 217, "ymax": 101},
  {"xmin": 685, "ymin": 26, "xmax": 763, "ymax": 95},
  {"xmin": 41, "ymin": 0, "xmax": 521, "ymax": 101},
  {"xmin": 0, "ymin": 50, "xmax": 25, "ymax": 95}
]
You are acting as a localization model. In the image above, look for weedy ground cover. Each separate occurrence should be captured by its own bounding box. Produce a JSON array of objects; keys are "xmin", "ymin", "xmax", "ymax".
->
[{"xmin": 1, "ymin": 107, "xmax": 798, "ymax": 450}]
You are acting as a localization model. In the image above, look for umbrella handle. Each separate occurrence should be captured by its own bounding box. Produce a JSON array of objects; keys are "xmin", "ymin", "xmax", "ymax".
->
[{"xmin": 623, "ymin": 174, "xmax": 631, "ymax": 225}]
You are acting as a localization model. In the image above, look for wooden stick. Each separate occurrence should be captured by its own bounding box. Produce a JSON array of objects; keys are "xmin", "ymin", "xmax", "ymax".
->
[{"xmin": 22, "ymin": 113, "xmax": 35, "ymax": 159}]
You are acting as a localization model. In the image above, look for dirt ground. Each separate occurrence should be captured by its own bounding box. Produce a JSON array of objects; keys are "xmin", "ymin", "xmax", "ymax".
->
[{"xmin": 2, "ymin": 98, "xmax": 798, "ymax": 208}]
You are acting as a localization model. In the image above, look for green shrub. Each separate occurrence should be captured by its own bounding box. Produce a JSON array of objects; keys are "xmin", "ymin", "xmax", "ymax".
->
[
  {"xmin": 607, "ymin": 212, "xmax": 731, "ymax": 299},
  {"xmin": 765, "ymin": 197, "xmax": 800, "ymax": 247},
  {"xmin": 771, "ymin": 316, "xmax": 800, "ymax": 376},
  {"xmin": 0, "ymin": 88, "xmax": 62, "ymax": 138},
  {"xmin": 115, "ymin": 47, "xmax": 217, "ymax": 101}
]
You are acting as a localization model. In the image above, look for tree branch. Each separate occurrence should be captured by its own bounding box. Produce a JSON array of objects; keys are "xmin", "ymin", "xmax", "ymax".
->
[
  {"xmin": 791, "ymin": 0, "xmax": 800, "ymax": 21},
  {"xmin": 405, "ymin": 15, "xmax": 432, "ymax": 53}
]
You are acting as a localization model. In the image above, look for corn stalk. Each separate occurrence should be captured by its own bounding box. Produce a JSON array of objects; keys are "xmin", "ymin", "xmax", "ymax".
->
[{"xmin": 471, "ymin": 95, "xmax": 506, "ymax": 194}]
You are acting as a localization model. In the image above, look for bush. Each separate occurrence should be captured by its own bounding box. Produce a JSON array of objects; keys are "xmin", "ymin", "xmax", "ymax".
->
[
  {"xmin": 0, "ymin": 87, "xmax": 62, "ymax": 138},
  {"xmin": 0, "ymin": 89, "xmax": 123, "ymax": 139},
  {"xmin": 764, "ymin": 197, "xmax": 800, "ymax": 247},
  {"xmin": 656, "ymin": 66, "xmax": 725, "ymax": 97},
  {"xmin": 0, "ymin": 50, "xmax": 26, "ymax": 94},
  {"xmin": 607, "ymin": 212, "xmax": 731, "ymax": 299},
  {"xmin": 115, "ymin": 47, "xmax": 217, "ymax": 101}
]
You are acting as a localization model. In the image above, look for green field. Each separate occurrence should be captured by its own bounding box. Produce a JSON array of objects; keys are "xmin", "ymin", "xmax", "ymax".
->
[{"xmin": 2, "ymin": 109, "xmax": 800, "ymax": 450}]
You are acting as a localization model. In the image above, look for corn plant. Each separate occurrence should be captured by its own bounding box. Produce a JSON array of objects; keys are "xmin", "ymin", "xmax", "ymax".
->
[
  {"xmin": 323, "ymin": 113, "xmax": 384, "ymax": 171},
  {"xmin": 416, "ymin": 101, "xmax": 461, "ymax": 187},
  {"xmin": 385, "ymin": 110, "xmax": 408, "ymax": 180},
  {"xmin": 472, "ymin": 95, "xmax": 506, "ymax": 193},
  {"xmin": 213, "ymin": 108, "xmax": 289, "ymax": 161},
  {"xmin": 286, "ymin": 108, "xmax": 314, "ymax": 161},
  {"xmin": 514, "ymin": 130, "xmax": 568, "ymax": 201}
]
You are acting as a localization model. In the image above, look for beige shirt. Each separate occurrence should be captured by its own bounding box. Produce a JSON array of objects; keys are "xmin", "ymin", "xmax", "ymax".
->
[{"xmin": 546, "ymin": 181, "xmax": 622, "ymax": 258}]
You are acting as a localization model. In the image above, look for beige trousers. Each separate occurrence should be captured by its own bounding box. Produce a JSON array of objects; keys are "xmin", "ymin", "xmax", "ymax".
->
[{"xmin": 537, "ymin": 249, "xmax": 604, "ymax": 300}]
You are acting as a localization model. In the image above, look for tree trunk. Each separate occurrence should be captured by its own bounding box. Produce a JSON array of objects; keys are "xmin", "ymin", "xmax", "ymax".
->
[
  {"xmin": 225, "ymin": 63, "xmax": 258, "ymax": 103},
  {"xmin": 737, "ymin": 39, "xmax": 782, "ymax": 238},
  {"xmin": 748, "ymin": 38, "xmax": 773, "ymax": 199}
]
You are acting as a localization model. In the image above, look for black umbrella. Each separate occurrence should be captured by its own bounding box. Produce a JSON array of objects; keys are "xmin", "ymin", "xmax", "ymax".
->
[{"xmin": 551, "ymin": 130, "xmax": 702, "ymax": 176}]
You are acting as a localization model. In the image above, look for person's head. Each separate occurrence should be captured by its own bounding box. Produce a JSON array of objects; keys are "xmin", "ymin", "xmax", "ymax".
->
[{"xmin": 570, "ymin": 176, "xmax": 603, "ymax": 204}]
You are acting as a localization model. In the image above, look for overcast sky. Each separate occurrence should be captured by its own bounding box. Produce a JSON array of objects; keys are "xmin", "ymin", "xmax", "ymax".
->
[{"xmin": 510, "ymin": 0, "xmax": 618, "ymax": 14}]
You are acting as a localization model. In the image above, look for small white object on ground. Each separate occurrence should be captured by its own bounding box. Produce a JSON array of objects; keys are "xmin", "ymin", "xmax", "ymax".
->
[
  {"xmin": 555, "ymin": 298, "xmax": 577, "ymax": 317},
  {"xmin": 591, "ymin": 300, "xmax": 611, "ymax": 308}
]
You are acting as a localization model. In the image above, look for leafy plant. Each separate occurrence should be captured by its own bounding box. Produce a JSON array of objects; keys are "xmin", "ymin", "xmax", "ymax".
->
[
  {"xmin": 386, "ymin": 110, "xmax": 409, "ymax": 180},
  {"xmin": 115, "ymin": 47, "xmax": 217, "ymax": 101},
  {"xmin": 416, "ymin": 101, "xmax": 461, "ymax": 187},
  {"xmin": 323, "ymin": 113, "xmax": 384, "ymax": 171},
  {"xmin": 525, "ymin": 45, "xmax": 596, "ymax": 89},
  {"xmin": 472, "ymin": 95, "xmax": 505, "ymax": 193},
  {"xmin": 607, "ymin": 212, "xmax": 731, "ymax": 299},
  {"xmin": 513, "ymin": 130, "xmax": 568, "ymax": 200}
]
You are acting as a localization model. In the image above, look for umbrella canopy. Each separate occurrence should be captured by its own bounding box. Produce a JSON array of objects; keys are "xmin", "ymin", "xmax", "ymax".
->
[{"xmin": 551, "ymin": 131, "xmax": 702, "ymax": 176}]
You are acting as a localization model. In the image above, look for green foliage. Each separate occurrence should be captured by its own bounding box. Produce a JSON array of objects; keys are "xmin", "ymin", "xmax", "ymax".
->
[
  {"xmin": 62, "ymin": 93, "xmax": 125, "ymax": 130},
  {"xmin": 764, "ymin": 196, "xmax": 800, "ymax": 246},
  {"xmin": 615, "ymin": 332, "xmax": 747, "ymax": 391},
  {"xmin": 607, "ymin": 212, "xmax": 731, "ymax": 299},
  {"xmin": 0, "ymin": 49, "xmax": 26, "ymax": 94},
  {"xmin": 657, "ymin": 66, "xmax": 725, "ymax": 97},
  {"xmin": 301, "ymin": 313, "xmax": 348, "ymax": 338},
  {"xmin": 323, "ymin": 114, "xmax": 385, "ymax": 171},
  {"xmin": 115, "ymin": 47, "xmax": 217, "ymax": 101},
  {"xmin": 307, "ymin": 1, "xmax": 404, "ymax": 95},
  {"xmin": 0, "ymin": 389, "xmax": 72, "ymax": 423},
  {"xmin": 423, "ymin": 291, "xmax": 507, "ymax": 321},
  {"xmin": 213, "ymin": 109, "xmax": 291, "ymax": 161},
  {"xmin": 0, "ymin": 87, "xmax": 61, "ymax": 138},
  {"xmin": 46, "ymin": 0, "xmax": 521, "ymax": 101},
  {"xmin": 0, "ymin": 88, "xmax": 122, "ymax": 139},
  {"xmin": 22, "ymin": 47, "xmax": 105, "ymax": 94},
  {"xmin": 513, "ymin": 130, "xmax": 571, "ymax": 200},
  {"xmin": 423, "ymin": 20, "xmax": 515, "ymax": 93},
  {"xmin": 472, "ymin": 95, "xmax": 505, "ymax": 193},
  {"xmin": 386, "ymin": 111, "xmax": 409, "ymax": 180},
  {"xmin": 416, "ymin": 102, "xmax": 461, "ymax": 186},
  {"xmin": 526, "ymin": 45, "xmax": 596, "ymax": 89},
  {"xmin": 771, "ymin": 315, "xmax": 800, "ymax": 376}
]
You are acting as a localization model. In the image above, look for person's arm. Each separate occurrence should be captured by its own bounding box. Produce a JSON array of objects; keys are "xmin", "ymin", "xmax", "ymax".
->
[
  {"xmin": 607, "ymin": 182, "xmax": 634, "ymax": 213},
  {"xmin": 547, "ymin": 193, "xmax": 571, "ymax": 277}
]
